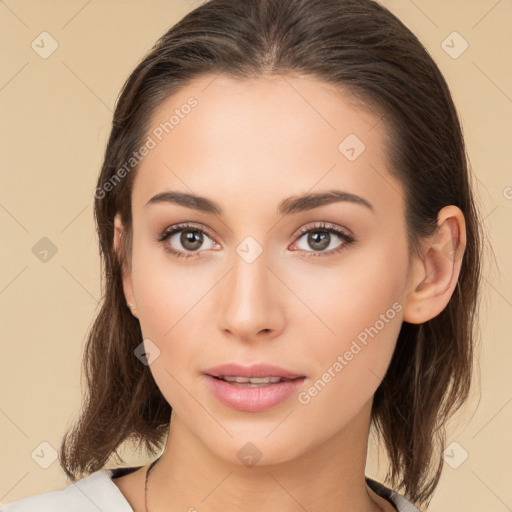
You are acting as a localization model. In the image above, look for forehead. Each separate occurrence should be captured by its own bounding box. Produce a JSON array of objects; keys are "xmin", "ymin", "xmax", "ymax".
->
[{"xmin": 132, "ymin": 73, "xmax": 402, "ymax": 219}]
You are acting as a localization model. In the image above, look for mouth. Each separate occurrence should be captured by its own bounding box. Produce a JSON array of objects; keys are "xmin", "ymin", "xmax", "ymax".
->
[{"xmin": 203, "ymin": 363, "xmax": 306, "ymax": 412}]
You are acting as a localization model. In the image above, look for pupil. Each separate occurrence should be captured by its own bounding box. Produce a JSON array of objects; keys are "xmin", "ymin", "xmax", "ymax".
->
[
  {"xmin": 308, "ymin": 231, "xmax": 330, "ymax": 251},
  {"xmin": 181, "ymin": 230, "xmax": 203, "ymax": 251}
]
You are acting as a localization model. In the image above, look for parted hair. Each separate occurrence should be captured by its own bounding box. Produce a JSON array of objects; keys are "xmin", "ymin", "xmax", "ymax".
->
[{"xmin": 59, "ymin": 0, "xmax": 483, "ymax": 507}]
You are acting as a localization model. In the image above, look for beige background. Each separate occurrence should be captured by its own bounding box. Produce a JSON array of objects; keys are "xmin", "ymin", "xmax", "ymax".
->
[{"xmin": 1, "ymin": 0, "xmax": 511, "ymax": 510}]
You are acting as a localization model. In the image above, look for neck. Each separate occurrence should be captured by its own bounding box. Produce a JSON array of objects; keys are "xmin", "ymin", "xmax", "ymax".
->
[{"xmin": 147, "ymin": 399, "xmax": 387, "ymax": 512}]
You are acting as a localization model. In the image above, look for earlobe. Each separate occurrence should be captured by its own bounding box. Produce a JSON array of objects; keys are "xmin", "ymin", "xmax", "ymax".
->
[
  {"xmin": 126, "ymin": 302, "xmax": 139, "ymax": 319},
  {"xmin": 113, "ymin": 213, "xmax": 125, "ymax": 259},
  {"xmin": 113, "ymin": 213, "xmax": 138, "ymax": 319},
  {"xmin": 402, "ymin": 206, "xmax": 466, "ymax": 324},
  {"xmin": 113, "ymin": 212, "xmax": 124, "ymax": 255}
]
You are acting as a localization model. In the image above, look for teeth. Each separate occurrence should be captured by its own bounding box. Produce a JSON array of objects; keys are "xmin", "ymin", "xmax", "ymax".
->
[{"xmin": 221, "ymin": 376, "xmax": 283, "ymax": 384}]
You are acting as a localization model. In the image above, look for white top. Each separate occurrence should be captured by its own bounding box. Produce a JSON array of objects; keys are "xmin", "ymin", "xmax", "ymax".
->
[{"xmin": 1, "ymin": 468, "xmax": 420, "ymax": 512}]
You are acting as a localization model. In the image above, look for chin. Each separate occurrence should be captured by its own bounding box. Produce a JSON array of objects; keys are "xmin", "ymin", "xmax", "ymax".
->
[{"xmin": 202, "ymin": 430, "xmax": 306, "ymax": 468}]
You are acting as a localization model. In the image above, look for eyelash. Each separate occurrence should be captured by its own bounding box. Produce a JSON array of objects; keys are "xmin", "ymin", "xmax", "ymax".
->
[{"xmin": 157, "ymin": 222, "xmax": 356, "ymax": 260}]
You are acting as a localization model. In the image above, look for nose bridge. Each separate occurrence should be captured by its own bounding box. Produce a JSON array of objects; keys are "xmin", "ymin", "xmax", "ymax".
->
[{"xmin": 218, "ymin": 242, "xmax": 283, "ymax": 338}]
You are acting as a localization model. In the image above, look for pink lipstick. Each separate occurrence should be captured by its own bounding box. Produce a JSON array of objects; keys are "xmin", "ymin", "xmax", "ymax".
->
[{"xmin": 204, "ymin": 363, "xmax": 306, "ymax": 412}]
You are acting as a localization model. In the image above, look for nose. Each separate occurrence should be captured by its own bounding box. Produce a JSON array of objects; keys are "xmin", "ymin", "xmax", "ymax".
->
[{"xmin": 217, "ymin": 247, "xmax": 286, "ymax": 343}]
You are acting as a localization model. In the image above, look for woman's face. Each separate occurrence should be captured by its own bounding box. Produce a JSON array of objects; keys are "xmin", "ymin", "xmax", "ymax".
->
[{"xmin": 121, "ymin": 74, "xmax": 417, "ymax": 465}]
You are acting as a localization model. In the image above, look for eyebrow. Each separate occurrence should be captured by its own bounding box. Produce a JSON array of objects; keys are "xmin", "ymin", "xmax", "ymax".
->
[{"xmin": 145, "ymin": 189, "xmax": 374, "ymax": 216}]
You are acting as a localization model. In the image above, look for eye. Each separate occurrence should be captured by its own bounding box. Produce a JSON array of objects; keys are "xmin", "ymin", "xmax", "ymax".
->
[
  {"xmin": 158, "ymin": 223, "xmax": 219, "ymax": 259},
  {"xmin": 158, "ymin": 221, "xmax": 355, "ymax": 260},
  {"xmin": 290, "ymin": 222, "xmax": 355, "ymax": 257}
]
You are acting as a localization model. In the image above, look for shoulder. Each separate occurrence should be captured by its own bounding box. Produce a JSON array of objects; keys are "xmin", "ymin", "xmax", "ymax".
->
[
  {"xmin": 366, "ymin": 477, "xmax": 421, "ymax": 512},
  {"xmin": 1, "ymin": 469, "xmax": 133, "ymax": 512}
]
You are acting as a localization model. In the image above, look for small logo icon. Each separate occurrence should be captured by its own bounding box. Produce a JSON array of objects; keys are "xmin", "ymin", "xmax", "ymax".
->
[
  {"xmin": 31, "ymin": 441, "xmax": 58, "ymax": 469},
  {"xmin": 441, "ymin": 32, "xmax": 468, "ymax": 59},
  {"xmin": 338, "ymin": 134, "xmax": 366, "ymax": 161},
  {"xmin": 236, "ymin": 236, "xmax": 263, "ymax": 264},
  {"xmin": 32, "ymin": 237, "xmax": 58, "ymax": 263},
  {"xmin": 237, "ymin": 442, "xmax": 263, "ymax": 467},
  {"xmin": 134, "ymin": 338, "xmax": 161, "ymax": 365},
  {"xmin": 442, "ymin": 441, "xmax": 469, "ymax": 469},
  {"xmin": 31, "ymin": 31, "xmax": 59, "ymax": 59}
]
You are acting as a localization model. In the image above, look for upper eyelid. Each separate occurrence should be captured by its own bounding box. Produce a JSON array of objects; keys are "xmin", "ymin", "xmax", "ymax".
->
[
  {"xmin": 161, "ymin": 222, "xmax": 215, "ymax": 238},
  {"xmin": 294, "ymin": 222, "xmax": 352, "ymax": 238}
]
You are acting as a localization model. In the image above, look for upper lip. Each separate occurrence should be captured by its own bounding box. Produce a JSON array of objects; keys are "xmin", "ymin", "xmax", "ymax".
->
[{"xmin": 205, "ymin": 363, "xmax": 305, "ymax": 379}]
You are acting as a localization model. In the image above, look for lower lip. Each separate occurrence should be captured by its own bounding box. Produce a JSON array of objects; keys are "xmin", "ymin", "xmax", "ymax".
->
[{"xmin": 204, "ymin": 375, "xmax": 306, "ymax": 412}]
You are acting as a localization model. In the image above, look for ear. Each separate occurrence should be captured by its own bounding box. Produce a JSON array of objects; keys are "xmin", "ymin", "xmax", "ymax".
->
[
  {"xmin": 402, "ymin": 205, "xmax": 466, "ymax": 324},
  {"xmin": 113, "ymin": 212, "xmax": 138, "ymax": 319}
]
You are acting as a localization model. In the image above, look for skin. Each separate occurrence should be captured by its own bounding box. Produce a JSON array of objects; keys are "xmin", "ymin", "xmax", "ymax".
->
[{"xmin": 112, "ymin": 74, "xmax": 466, "ymax": 512}]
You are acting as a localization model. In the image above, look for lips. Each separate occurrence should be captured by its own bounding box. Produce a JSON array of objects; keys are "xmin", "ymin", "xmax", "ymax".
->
[{"xmin": 203, "ymin": 363, "xmax": 306, "ymax": 412}]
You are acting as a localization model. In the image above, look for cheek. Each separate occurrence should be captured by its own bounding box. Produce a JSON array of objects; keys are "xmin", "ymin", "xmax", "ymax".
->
[
  {"xmin": 130, "ymin": 237, "xmax": 211, "ymax": 338},
  {"xmin": 291, "ymin": 237, "xmax": 407, "ymax": 345},
  {"xmin": 292, "ymin": 242, "xmax": 407, "ymax": 413},
  {"xmin": 129, "ymin": 243, "xmax": 219, "ymax": 405},
  {"xmin": 295, "ymin": 283, "xmax": 403, "ymax": 430}
]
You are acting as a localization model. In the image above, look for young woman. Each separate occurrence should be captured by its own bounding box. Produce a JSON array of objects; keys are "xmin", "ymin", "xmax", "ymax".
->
[{"xmin": 2, "ymin": 0, "xmax": 482, "ymax": 511}]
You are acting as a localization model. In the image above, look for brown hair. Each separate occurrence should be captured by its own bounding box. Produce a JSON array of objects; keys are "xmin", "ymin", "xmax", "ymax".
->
[{"xmin": 59, "ymin": 0, "xmax": 483, "ymax": 506}]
